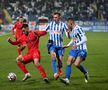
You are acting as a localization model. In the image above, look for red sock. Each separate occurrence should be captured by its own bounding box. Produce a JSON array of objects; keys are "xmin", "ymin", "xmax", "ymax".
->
[
  {"xmin": 16, "ymin": 61, "xmax": 28, "ymax": 74},
  {"xmin": 17, "ymin": 47, "xmax": 21, "ymax": 55},
  {"xmin": 36, "ymin": 65, "xmax": 47, "ymax": 78}
]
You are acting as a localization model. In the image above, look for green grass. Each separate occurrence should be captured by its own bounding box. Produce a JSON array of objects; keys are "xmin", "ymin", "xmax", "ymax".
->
[{"xmin": 0, "ymin": 32, "xmax": 108, "ymax": 90}]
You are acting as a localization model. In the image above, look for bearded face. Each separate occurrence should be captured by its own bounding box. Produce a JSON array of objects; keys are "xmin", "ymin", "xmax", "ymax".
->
[
  {"xmin": 67, "ymin": 20, "xmax": 73, "ymax": 30},
  {"xmin": 22, "ymin": 27, "xmax": 29, "ymax": 36}
]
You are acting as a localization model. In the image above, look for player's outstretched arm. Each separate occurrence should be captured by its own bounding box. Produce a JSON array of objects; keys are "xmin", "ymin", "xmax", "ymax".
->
[
  {"xmin": 62, "ymin": 45, "xmax": 69, "ymax": 49},
  {"xmin": 20, "ymin": 44, "xmax": 26, "ymax": 51},
  {"xmin": 34, "ymin": 31, "xmax": 47, "ymax": 37},
  {"xmin": 7, "ymin": 37, "xmax": 19, "ymax": 45},
  {"xmin": 76, "ymin": 35, "xmax": 87, "ymax": 46},
  {"xmin": 11, "ymin": 24, "xmax": 16, "ymax": 36}
]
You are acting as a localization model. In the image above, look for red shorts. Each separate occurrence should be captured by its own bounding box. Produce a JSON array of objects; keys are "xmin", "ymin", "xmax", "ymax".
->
[{"xmin": 22, "ymin": 49, "xmax": 40, "ymax": 64}]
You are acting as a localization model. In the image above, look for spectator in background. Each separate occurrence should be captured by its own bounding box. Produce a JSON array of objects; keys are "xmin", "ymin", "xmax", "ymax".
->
[{"xmin": 3, "ymin": 0, "xmax": 108, "ymax": 21}]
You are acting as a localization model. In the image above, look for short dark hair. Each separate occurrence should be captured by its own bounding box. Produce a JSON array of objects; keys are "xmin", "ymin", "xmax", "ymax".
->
[
  {"xmin": 53, "ymin": 12, "xmax": 61, "ymax": 16},
  {"xmin": 23, "ymin": 19, "xmax": 27, "ymax": 24},
  {"xmin": 21, "ymin": 24, "xmax": 28, "ymax": 29},
  {"xmin": 67, "ymin": 17, "xmax": 74, "ymax": 22},
  {"xmin": 19, "ymin": 16, "xmax": 23, "ymax": 18}
]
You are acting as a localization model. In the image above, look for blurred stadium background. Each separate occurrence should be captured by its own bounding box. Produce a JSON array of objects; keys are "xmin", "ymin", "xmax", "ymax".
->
[
  {"xmin": 0, "ymin": 1, "xmax": 108, "ymax": 90},
  {"xmin": 0, "ymin": 0, "xmax": 108, "ymax": 35}
]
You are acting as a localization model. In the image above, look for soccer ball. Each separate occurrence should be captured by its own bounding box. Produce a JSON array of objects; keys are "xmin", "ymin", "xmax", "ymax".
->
[{"xmin": 7, "ymin": 72, "xmax": 17, "ymax": 81}]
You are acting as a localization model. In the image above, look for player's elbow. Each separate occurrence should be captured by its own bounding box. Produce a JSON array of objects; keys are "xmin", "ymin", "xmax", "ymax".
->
[
  {"xmin": 41, "ymin": 31, "xmax": 47, "ymax": 36},
  {"xmin": 85, "ymin": 37, "xmax": 87, "ymax": 42},
  {"xmin": 44, "ymin": 31, "xmax": 47, "ymax": 35},
  {"xmin": 83, "ymin": 36, "xmax": 87, "ymax": 42}
]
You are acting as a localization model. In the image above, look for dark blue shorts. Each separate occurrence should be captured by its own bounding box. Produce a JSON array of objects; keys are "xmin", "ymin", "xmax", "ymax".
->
[
  {"xmin": 68, "ymin": 49, "xmax": 87, "ymax": 60},
  {"xmin": 47, "ymin": 44, "xmax": 64, "ymax": 56}
]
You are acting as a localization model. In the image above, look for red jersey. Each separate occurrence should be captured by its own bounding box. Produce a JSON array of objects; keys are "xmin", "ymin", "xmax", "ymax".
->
[
  {"xmin": 12, "ymin": 21, "xmax": 23, "ymax": 39},
  {"xmin": 10, "ymin": 30, "xmax": 46, "ymax": 52},
  {"xmin": 9, "ymin": 34, "xmax": 27, "ymax": 46},
  {"xmin": 26, "ymin": 30, "xmax": 46, "ymax": 52}
]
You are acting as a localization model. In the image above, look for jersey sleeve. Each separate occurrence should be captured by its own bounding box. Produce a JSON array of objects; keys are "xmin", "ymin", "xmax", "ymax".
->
[
  {"xmin": 9, "ymin": 39, "xmax": 20, "ymax": 45},
  {"xmin": 44, "ymin": 23, "xmax": 50, "ymax": 31},
  {"xmin": 34, "ymin": 31, "xmax": 47, "ymax": 37},
  {"xmin": 11, "ymin": 23, "xmax": 17, "ymax": 35},
  {"xmin": 9, "ymin": 35, "xmax": 25, "ymax": 45},
  {"xmin": 63, "ymin": 23, "xmax": 70, "ymax": 38},
  {"xmin": 76, "ymin": 34, "xmax": 87, "ymax": 46},
  {"xmin": 76, "ymin": 29, "xmax": 87, "ymax": 46}
]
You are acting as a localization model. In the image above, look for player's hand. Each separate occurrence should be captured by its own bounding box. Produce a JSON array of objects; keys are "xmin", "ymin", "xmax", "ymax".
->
[
  {"xmin": 72, "ymin": 45, "xmax": 78, "ymax": 49},
  {"xmin": 73, "ymin": 38, "xmax": 77, "ymax": 41},
  {"xmin": 67, "ymin": 29, "xmax": 70, "ymax": 33},
  {"xmin": 13, "ymin": 35, "xmax": 15, "ymax": 38},
  {"xmin": 62, "ymin": 45, "xmax": 68, "ymax": 49},
  {"xmin": 7, "ymin": 37, "xmax": 11, "ymax": 43}
]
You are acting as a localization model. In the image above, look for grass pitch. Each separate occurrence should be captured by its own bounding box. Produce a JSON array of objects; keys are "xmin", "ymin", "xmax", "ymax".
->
[{"xmin": 0, "ymin": 32, "xmax": 108, "ymax": 90}]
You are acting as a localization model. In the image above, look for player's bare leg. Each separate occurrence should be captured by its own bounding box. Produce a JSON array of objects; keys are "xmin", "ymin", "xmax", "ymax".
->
[
  {"xmin": 57, "ymin": 55, "xmax": 63, "ymax": 76},
  {"xmin": 16, "ymin": 55, "xmax": 31, "ymax": 81},
  {"xmin": 75, "ymin": 57, "xmax": 89, "ymax": 83},
  {"xmin": 60, "ymin": 56, "xmax": 74, "ymax": 85},
  {"xmin": 34, "ymin": 58, "xmax": 49, "ymax": 83},
  {"xmin": 50, "ymin": 51, "xmax": 59, "ymax": 80}
]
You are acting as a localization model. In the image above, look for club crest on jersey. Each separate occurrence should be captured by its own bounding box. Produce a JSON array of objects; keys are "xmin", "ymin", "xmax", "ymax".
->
[{"xmin": 50, "ymin": 30, "xmax": 61, "ymax": 34}]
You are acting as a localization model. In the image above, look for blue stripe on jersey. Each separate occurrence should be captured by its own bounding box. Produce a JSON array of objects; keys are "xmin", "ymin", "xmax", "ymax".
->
[
  {"xmin": 45, "ymin": 24, "xmax": 49, "ymax": 31},
  {"xmin": 59, "ymin": 23, "xmax": 64, "ymax": 45},
  {"xmin": 78, "ymin": 29, "xmax": 81, "ymax": 34},
  {"xmin": 77, "ymin": 33, "xmax": 81, "ymax": 41},
  {"xmin": 63, "ymin": 24, "xmax": 67, "ymax": 32},
  {"xmin": 46, "ymin": 21, "xmax": 67, "ymax": 47},
  {"xmin": 79, "ymin": 28, "xmax": 85, "ymax": 50},
  {"xmin": 71, "ymin": 25, "xmax": 87, "ymax": 50},
  {"xmin": 73, "ymin": 35, "xmax": 76, "ymax": 45},
  {"xmin": 78, "ymin": 27, "xmax": 83, "ymax": 34},
  {"xmin": 53, "ymin": 23, "xmax": 56, "ymax": 43},
  {"xmin": 57, "ymin": 24, "xmax": 59, "ymax": 46},
  {"xmin": 77, "ymin": 31, "xmax": 82, "ymax": 50},
  {"xmin": 81, "ymin": 44, "xmax": 83, "ymax": 50}
]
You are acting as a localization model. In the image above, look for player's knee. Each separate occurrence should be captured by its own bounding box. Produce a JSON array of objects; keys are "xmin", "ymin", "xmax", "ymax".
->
[
  {"xmin": 59, "ymin": 56, "xmax": 63, "ymax": 61},
  {"xmin": 50, "ymin": 52, "xmax": 56, "ymax": 60},
  {"xmin": 34, "ymin": 59, "xmax": 40, "ymax": 67},
  {"xmin": 34, "ymin": 62, "xmax": 40, "ymax": 67},
  {"xmin": 66, "ymin": 58, "xmax": 74, "ymax": 65},
  {"xmin": 74, "ymin": 63, "xmax": 80, "ymax": 67},
  {"xmin": 67, "ymin": 60, "xmax": 71, "ymax": 65},
  {"xmin": 16, "ymin": 55, "xmax": 23, "ymax": 62}
]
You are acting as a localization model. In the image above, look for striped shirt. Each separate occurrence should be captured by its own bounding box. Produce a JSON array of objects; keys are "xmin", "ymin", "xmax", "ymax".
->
[
  {"xmin": 69, "ymin": 25, "xmax": 87, "ymax": 50},
  {"xmin": 45, "ymin": 21, "xmax": 68, "ymax": 47}
]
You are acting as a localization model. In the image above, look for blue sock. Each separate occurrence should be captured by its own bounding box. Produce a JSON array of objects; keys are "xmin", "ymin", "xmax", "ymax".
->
[
  {"xmin": 66, "ymin": 64, "xmax": 71, "ymax": 79},
  {"xmin": 77, "ymin": 64, "xmax": 87, "ymax": 74},
  {"xmin": 52, "ymin": 60, "xmax": 57, "ymax": 74}
]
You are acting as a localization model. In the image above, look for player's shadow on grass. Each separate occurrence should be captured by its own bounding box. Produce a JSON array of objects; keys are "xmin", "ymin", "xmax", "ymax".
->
[
  {"xmin": 88, "ymin": 75, "xmax": 108, "ymax": 84},
  {"xmin": 90, "ymin": 75, "xmax": 106, "ymax": 78},
  {"xmin": 90, "ymin": 79, "xmax": 108, "ymax": 84},
  {"xmin": 23, "ymin": 78, "xmax": 51, "ymax": 85},
  {"xmin": 88, "ymin": 52, "xmax": 105, "ymax": 55}
]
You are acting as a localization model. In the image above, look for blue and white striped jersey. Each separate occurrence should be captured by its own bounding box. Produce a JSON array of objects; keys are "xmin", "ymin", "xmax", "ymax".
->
[
  {"xmin": 45, "ymin": 21, "xmax": 68, "ymax": 47},
  {"xmin": 69, "ymin": 25, "xmax": 87, "ymax": 50}
]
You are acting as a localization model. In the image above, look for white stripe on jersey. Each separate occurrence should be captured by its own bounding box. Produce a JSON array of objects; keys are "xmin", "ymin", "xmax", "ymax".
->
[
  {"xmin": 45, "ymin": 21, "xmax": 68, "ymax": 47},
  {"xmin": 70, "ymin": 25, "xmax": 87, "ymax": 50}
]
